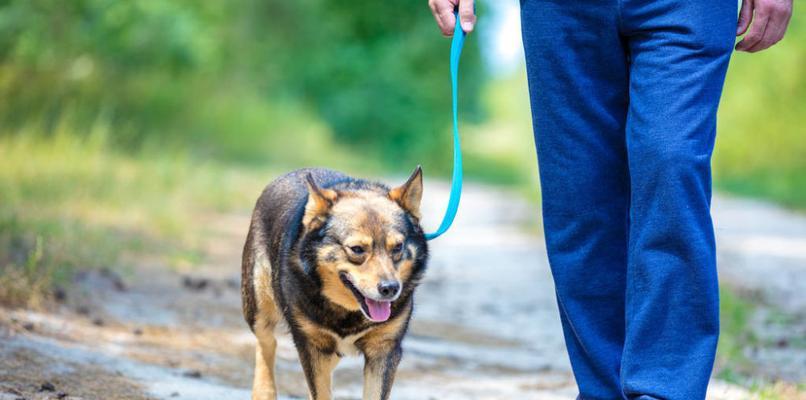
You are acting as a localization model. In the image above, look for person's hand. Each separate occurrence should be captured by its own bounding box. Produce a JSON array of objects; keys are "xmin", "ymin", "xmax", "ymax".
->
[
  {"xmin": 736, "ymin": 0, "xmax": 793, "ymax": 52},
  {"xmin": 428, "ymin": 0, "xmax": 476, "ymax": 37}
]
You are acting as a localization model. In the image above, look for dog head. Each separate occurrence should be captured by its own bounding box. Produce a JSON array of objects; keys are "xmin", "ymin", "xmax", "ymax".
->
[{"xmin": 300, "ymin": 167, "xmax": 428, "ymax": 322}]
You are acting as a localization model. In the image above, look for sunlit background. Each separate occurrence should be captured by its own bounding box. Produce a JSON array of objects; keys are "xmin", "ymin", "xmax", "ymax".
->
[{"xmin": 1, "ymin": 1, "xmax": 803, "ymax": 399}]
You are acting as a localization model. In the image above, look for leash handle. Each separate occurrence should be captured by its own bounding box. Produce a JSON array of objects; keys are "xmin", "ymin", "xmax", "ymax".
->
[{"xmin": 425, "ymin": 13, "xmax": 465, "ymax": 241}]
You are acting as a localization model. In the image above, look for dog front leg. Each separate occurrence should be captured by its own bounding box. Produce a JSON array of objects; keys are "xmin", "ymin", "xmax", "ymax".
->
[
  {"xmin": 297, "ymin": 344, "xmax": 340, "ymax": 400},
  {"xmin": 252, "ymin": 333, "xmax": 277, "ymax": 400},
  {"xmin": 362, "ymin": 343, "xmax": 402, "ymax": 400}
]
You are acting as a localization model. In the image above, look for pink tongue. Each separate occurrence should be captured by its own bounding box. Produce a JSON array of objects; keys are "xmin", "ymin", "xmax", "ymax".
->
[{"xmin": 364, "ymin": 298, "xmax": 392, "ymax": 322}]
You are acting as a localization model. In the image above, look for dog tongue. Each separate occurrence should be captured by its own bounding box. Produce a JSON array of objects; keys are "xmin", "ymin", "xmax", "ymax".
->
[{"xmin": 364, "ymin": 298, "xmax": 392, "ymax": 322}]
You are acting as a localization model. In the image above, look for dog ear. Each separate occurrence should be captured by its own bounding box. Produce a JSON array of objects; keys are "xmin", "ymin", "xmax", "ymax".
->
[
  {"xmin": 389, "ymin": 165, "xmax": 423, "ymax": 219},
  {"xmin": 303, "ymin": 173, "xmax": 338, "ymax": 229}
]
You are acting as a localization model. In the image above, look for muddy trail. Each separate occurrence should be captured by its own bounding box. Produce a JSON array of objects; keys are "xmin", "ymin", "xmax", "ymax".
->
[{"xmin": 1, "ymin": 182, "xmax": 804, "ymax": 400}]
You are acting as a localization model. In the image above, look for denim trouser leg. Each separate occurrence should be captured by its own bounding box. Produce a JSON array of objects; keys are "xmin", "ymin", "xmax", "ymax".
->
[{"xmin": 520, "ymin": 0, "xmax": 736, "ymax": 399}]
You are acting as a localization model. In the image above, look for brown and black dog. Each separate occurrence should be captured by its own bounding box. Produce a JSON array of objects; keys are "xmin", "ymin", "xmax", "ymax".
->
[{"xmin": 241, "ymin": 167, "xmax": 428, "ymax": 400}]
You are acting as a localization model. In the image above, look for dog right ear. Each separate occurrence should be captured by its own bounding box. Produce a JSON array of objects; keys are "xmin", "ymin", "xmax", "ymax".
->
[{"xmin": 303, "ymin": 173, "xmax": 337, "ymax": 229}]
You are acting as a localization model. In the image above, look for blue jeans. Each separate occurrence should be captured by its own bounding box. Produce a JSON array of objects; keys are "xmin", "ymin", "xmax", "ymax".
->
[{"xmin": 520, "ymin": 0, "xmax": 736, "ymax": 399}]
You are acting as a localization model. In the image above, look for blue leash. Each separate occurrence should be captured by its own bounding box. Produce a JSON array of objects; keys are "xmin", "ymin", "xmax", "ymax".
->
[{"xmin": 425, "ymin": 16, "xmax": 466, "ymax": 241}]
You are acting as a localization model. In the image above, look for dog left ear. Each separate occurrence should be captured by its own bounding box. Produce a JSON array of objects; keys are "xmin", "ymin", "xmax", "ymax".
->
[
  {"xmin": 303, "ymin": 173, "xmax": 338, "ymax": 229},
  {"xmin": 389, "ymin": 165, "xmax": 423, "ymax": 220}
]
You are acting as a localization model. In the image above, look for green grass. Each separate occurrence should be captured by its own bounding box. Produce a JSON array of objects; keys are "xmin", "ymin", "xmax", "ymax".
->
[
  {"xmin": 750, "ymin": 382, "xmax": 806, "ymax": 400},
  {"xmin": 715, "ymin": 288, "xmax": 758, "ymax": 383},
  {"xmin": 0, "ymin": 128, "xmax": 280, "ymax": 308},
  {"xmin": 715, "ymin": 288, "xmax": 806, "ymax": 398}
]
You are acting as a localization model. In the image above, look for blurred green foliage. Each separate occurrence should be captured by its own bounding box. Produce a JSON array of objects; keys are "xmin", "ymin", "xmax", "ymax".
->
[
  {"xmin": 0, "ymin": 0, "xmax": 487, "ymax": 308},
  {"xmin": 473, "ymin": 19, "xmax": 806, "ymax": 208},
  {"xmin": 2, "ymin": 0, "xmax": 801, "ymax": 207},
  {"xmin": 0, "ymin": 0, "xmax": 483, "ymax": 170},
  {"xmin": 715, "ymin": 18, "xmax": 806, "ymax": 208}
]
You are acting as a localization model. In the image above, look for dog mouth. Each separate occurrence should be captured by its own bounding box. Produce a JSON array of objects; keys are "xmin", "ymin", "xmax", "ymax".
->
[{"xmin": 339, "ymin": 272, "xmax": 392, "ymax": 322}]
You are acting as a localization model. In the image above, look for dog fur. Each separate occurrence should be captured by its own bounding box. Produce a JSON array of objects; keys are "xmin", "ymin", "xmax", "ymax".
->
[{"xmin": 241, "ymin": 167, "xmax": 428, "ymax": 400}]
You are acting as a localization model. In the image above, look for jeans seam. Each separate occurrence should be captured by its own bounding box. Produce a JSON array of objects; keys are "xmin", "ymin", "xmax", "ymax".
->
[{"xmin": 556, "ymin": 294, "xmax": 591, "ymax": 356}]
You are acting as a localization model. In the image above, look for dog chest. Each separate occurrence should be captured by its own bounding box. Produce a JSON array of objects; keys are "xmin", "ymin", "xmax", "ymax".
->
[{"xmin": 333, "ymin": 330, "xmax": 368, "ymax": 357}]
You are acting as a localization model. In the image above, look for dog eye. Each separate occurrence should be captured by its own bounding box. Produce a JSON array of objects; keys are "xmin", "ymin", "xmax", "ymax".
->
[
  {"xmin": 349, "ymin": 246, "xmax": 366, "ymax": 255},
  {"xmin": 391, "ymin": 243, "xmax": 404, "ymax": 253}
]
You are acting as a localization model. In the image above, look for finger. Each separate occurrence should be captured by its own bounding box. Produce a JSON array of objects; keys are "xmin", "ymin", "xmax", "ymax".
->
[
  {"xmin": 735, "ymin": 10, "xmax": 769, "ymax": 51},
  {"xmin": 430, "ymin": 0, "xmax": 458, "ymax": 36},
  {"xmin": 458, "ymin": 0, "xmax": 476, "ymax": 33},
  {"xmin": 746, "ymin": 2, "xmax": 792, "ymax": 52},
  {"xmin": 737, "ymin": 0, "xmax": 754, "ymax": 35},
  {"xmin": 437, "ymin": 8, "xmax": 458, "ymax": 36},
  {"xmin": 428, "ymin": 1, "xmax": 443, "ymax": 33},
  {"xmin": 428, "ymin": 0, "xmax": 449, "ymax": 36}
]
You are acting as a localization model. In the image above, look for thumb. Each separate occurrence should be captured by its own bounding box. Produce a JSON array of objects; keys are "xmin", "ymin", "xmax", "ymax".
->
[{"xmin": 458, "ymin": 0, "xmax": 476, "ymax": 33}]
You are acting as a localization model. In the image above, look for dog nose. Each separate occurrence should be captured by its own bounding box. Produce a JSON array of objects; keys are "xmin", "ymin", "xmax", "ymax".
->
[{"xmin": 377, "ymin": 281, "xmax": 400, "ymax": 299}]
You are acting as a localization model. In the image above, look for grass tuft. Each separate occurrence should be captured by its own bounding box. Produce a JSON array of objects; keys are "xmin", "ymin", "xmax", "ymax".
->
[{"xmin": 0, "ymin": 130, "xmax": 274, "ymax": 308}]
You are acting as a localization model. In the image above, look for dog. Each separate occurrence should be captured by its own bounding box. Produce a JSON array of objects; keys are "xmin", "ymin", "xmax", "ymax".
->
[{"xmin": 241, "ymin": 167, "xmax": 429, "ymax": 400}]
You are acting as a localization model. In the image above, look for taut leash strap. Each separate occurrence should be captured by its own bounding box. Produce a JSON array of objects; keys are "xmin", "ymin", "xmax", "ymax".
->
[{"xmin": 425, "ymin": 14, "xmax": 465, "ymax": 241}]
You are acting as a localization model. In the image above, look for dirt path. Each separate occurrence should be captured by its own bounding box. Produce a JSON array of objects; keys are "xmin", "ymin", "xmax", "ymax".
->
[{"xmin": 1, "ymin": 182, "xmax": 803, "ymax": 399}]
